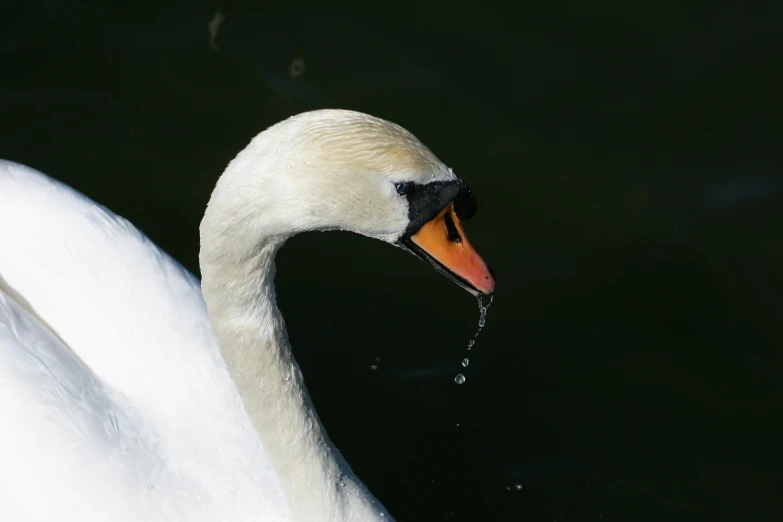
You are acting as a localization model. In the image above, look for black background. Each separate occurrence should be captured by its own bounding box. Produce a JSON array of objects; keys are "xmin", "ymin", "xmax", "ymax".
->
[{"xmin": 2, "ymin": 1, "xmax": 782, "ymax": 520}]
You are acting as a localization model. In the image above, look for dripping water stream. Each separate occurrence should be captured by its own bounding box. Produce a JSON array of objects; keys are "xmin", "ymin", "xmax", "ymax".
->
[{"xmin": 454, "ymin": 293, "xmax": 494, "ymax": 384}]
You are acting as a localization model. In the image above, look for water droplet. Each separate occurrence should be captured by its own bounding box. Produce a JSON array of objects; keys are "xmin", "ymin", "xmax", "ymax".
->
[
  {"xmin": 454, "ymin": 294, "xmax": 494, "ymax": 383},
  {"xmin": 515, "ymin": 483, "xmax": 523, "ymax": 490}
]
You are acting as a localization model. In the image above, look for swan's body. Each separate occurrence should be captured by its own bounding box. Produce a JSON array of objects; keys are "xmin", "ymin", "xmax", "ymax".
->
[{"xmin": 0, "ymin": 110, "xmax": 494, "ymax": 521}]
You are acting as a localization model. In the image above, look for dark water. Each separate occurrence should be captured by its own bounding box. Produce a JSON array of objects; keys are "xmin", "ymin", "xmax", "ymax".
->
[{"xmin": 2, "ymin": 1, "xmax": 783, "ymax": 520}]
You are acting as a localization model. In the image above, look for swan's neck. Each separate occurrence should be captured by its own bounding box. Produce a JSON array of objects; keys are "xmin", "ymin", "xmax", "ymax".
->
[{"xmin": 200, "ymin": 234, "xmax": 390, "ymax": 522}]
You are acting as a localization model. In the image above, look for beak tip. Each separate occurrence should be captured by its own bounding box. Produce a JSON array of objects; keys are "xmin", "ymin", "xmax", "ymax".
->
[{"xmin": 474, "ymin": 265, "xmax": 496, "ymax": 296}]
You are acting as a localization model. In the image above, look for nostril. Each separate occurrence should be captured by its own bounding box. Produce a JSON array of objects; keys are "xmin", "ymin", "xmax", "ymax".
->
[
  {"xmin": 444, "ymin": 213, "xmax": 461, "ymax": 243},
  {"xmin": 488, "ymin": 265, "xmax": 496, "ymax": 282}
]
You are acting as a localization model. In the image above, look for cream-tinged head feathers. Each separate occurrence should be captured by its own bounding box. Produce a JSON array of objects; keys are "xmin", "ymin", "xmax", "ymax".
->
[{"xmin": 201, "ymin": 109, "xmax": 456, "ymax": 253}]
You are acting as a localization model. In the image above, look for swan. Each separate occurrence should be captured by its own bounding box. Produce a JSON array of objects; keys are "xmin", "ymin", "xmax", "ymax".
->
[{"xmin": 0, "ymin": 109, "xmax": 495, "ymax": 522}]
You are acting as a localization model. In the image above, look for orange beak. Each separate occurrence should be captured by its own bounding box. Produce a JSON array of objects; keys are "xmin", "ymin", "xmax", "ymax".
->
[{"xmin": 401, "ymin": 203, "xmax": 495, "ymax": 296}]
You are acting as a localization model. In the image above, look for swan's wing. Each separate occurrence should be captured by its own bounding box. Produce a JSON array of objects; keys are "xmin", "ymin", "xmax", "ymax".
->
[
  {"xmin": 0, "ymin": 287, "xmax": 153, "ymax": 521},
  {"xmin": 0, "ymin": 160, "xmax": 290, "ymax": 520},
  {"xmin": 0, "ymin": 159, "xmax": 218, "ymax": 424}
]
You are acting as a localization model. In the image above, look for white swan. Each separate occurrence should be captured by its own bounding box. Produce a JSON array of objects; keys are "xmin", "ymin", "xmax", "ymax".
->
[{"xmin": 0, "ymin": 109, "xmax": 495, "ymax": 522}]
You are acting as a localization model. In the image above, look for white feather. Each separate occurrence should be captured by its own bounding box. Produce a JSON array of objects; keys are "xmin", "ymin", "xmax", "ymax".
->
[
  {"xmin": 0, "ymin": 159, "xmax": 289, "ymax": 521},
  {"xmin": 0, "ymin": 109, "xmax": 458, "ymax": 521}
]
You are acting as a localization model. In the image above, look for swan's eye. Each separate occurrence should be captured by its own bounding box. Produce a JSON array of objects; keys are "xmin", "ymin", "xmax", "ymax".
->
[{"xmin": 395, "ymin": 182, "xmax": 415, "ymax": 196}]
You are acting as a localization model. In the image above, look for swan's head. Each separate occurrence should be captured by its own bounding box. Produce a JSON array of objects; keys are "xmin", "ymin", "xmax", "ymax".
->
[{"xmin": 204, "ymin": 109, "xmax": 495, "ymax": 295}]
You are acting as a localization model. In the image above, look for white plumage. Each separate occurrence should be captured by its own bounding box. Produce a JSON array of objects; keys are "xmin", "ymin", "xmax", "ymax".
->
[{"xmin": 0, "ymin": 109, "xmax": 463, "ymax": 521}]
